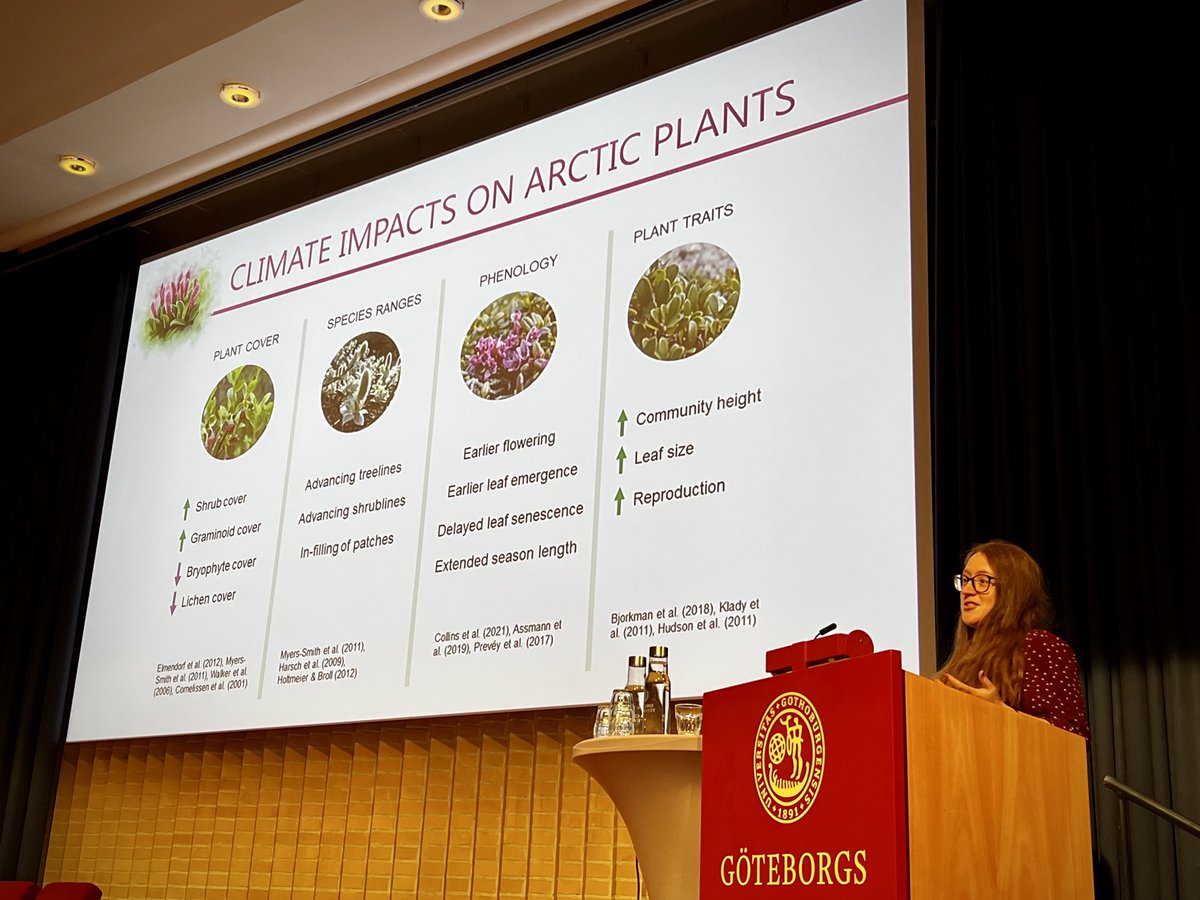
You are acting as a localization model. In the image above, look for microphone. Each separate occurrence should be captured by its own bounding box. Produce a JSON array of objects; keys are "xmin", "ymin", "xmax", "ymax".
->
[{"xmin": 814, "ymin": 622, "xmax": 837, "ymax": 639}]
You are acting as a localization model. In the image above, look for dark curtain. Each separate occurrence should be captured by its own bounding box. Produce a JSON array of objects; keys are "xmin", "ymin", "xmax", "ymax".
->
[
  {"xmin": 0, "ymin": 234, "xmax": 132, "ymax": 879},
  {"xmin": 2, "ymin": 2, "xmax": 1198, "ymax": 895},
  {"xmin": 927, "ymin": 2, "xmax": 1199, "ymax": 897}
]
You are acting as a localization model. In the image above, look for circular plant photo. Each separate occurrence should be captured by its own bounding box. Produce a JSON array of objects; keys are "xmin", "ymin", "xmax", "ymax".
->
[
  {"xmin": 628, "ymin": 242, "xmax": 740, "ymax": 361},
  {"xmin": 321, "ymin": 332, "xmax": 402, "ymax": 432},
  {"xmin": 461, "ymin": 291, "xmax": 557, "ymax": 400},
  {"xmin": 200, "ymin": 365, "xmax": 275, "ymax": 460}
]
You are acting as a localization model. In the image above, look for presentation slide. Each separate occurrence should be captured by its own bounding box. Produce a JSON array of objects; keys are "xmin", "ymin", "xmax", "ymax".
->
[{"xmin": 68, "ymin": 0, "xmax": 919, "ymax": 742}]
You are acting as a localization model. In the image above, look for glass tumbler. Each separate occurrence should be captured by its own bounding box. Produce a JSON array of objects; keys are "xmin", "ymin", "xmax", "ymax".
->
[
  {"xmin": 610, "ymin": 689, "xmax": 638, "ymax": 736},
  {"xmin": 593, "ymin": 702, "xmax": 612, "ymax": 738},
  {"xmin": 674, "ymin": 702, "xmax": 703, "ymax": 735}
]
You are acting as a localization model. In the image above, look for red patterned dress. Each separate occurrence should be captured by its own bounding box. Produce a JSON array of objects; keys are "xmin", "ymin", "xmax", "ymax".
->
[{"xmin": 1019, "ymin": 629, "xmax": 1090, "ymax": 740}]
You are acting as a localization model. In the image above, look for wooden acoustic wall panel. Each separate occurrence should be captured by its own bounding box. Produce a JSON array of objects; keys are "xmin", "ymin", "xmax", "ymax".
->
[
  {"xmin": 42, "ymin": 708, "xmax": 635, "ymax": 900},
  {"xmin": 904, "ymin": 672, "xmax": 1093, "ymax": 899}
]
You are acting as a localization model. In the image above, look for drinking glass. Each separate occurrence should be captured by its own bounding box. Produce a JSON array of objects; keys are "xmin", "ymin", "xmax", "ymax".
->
[
  {"xmin": 674, "ymin": 702, "xmax": 703, "ymax": 735},
  {"xmin": 593, "ymin": 702, "xmax": 611, "ymax": 738},
  {"xmin": 610, "ymin": 689, "xmax": 638, "ymax": 736}
]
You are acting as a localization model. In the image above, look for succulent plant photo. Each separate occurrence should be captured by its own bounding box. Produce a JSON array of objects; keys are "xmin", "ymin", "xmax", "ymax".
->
[
  {"xmin": 320, "ymin": 332, "xmax": 402, "ymax": 432},
  {"xmin": 461, "ymin": 291, "xmax": 557, "ymax": 400},
  {"xmin": 628, "ymin": 242, "xmax": 740, "ymax": 361}
]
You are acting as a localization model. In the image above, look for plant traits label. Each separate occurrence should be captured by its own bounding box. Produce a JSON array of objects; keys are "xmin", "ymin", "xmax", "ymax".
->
[{"xmin": 701, "ymin": 650, "xmax": 908, "ymax": 897}]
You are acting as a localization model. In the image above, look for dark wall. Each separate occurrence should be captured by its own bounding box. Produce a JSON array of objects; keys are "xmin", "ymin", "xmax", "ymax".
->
[{"xmin": 3, "ymin": 0, "xmax": 1196, "ymax": 894}]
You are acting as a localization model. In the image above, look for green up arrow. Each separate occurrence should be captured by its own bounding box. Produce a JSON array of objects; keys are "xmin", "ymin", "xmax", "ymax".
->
[
  {"xmin": 618, "ymin": 409, "xmax": 628, "ymax": 437},
  {"xmin": 616, "ymin": 447, "xmax": 627, "ymax": 474},
  {"xmin": 183, "ymin": 498, "xmax": 190, "ymax": 521},
  {"xmin": 179, "ymin": 530, "xmax": 186, "ymax": 551},
  {"xmin": 614, "ymin": 487, "xmax": 625, "ymax": 516}
]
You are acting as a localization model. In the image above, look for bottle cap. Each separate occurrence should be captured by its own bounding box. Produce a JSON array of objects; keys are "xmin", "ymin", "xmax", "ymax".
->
[
  {"xmin": 628, "ymin": 655, "xmax": 647, "ymax": 666},
  {"xmin": 649, "ymin": 645, "xmax": 668, "ymax": 657}
]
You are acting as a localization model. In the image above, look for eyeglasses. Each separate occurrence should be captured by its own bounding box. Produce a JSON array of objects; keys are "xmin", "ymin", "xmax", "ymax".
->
[{"xmin": 954, "ymin": 573, "xmax": 998, "ymax": 593}]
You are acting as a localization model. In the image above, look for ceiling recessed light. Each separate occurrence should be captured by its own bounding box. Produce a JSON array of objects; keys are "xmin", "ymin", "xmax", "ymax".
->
[
  {"xmin": 419, "ymin": 0, "xmax": 464, "ymax": 22},
  {"xmin": 58, "ymin": 155, "xmax": 97, "ymax": 176},
  {"xmin": 219, "ymin": 83, "xmax": 262, "ymax": 108}
]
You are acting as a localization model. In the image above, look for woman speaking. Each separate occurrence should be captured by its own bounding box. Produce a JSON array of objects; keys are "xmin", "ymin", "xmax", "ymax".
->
[{"xmin": 938, "ymin": 539, "xmax": 1090, "ymax": 740}]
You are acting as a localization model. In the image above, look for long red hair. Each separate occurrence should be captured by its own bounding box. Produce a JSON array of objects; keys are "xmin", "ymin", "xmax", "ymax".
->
[{"xmin": 936, "ymin": 540, "xmax": 1054, "ymax": 707}]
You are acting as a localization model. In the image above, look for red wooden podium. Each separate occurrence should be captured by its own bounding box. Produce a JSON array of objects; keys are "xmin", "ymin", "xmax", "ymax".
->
[{"xmin": 700, "ymin": 634, "xmax": 1093, "ymax": 899}]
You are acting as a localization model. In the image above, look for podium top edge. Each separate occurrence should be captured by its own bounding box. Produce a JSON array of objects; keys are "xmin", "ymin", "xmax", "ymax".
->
[{"xmin": 572, "ymin": 735, "xmax": 702, "ymax": 758}]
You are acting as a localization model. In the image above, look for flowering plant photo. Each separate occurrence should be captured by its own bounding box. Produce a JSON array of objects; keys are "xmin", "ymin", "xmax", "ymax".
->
[
  {"xmin": 460, "ymin": 291, "xmax": 557, "ymax": 400},
  {"xmin": 142, "ymin": 265, "xmax": 215, "ymax": 347}
]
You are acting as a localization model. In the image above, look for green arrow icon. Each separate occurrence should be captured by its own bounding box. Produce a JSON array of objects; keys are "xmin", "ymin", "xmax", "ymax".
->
[
  {"xmin": 616, "ymin": 447, "xmax": 627, "ymax": 474},
  {"xmin": 618, "ymin": 409, "xmax": 628, "ymax": 437},
  {"xmin": 179, "ymin": 530, "xmax": 186, "ymax": 551},
  {"xmin": 614, "ymin": 487, "xmax": 625, "ymax": 516},
  {"xmin": 183, "ymin": 498, "xmax": 190, "ymax": 521}
]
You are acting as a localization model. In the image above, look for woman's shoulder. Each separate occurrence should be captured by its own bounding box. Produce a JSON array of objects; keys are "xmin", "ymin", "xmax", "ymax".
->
[
  {"xmin": 1023, "ymin": 628, "xmax": 1081, "ymax": 665},
  {"xmin": 1025, "ymin": 628, "xmax": 1072, "ymax": 648},
  {"xmin": 1019, "ymin": 628, "xmax": 1090, "ymax": 741}
]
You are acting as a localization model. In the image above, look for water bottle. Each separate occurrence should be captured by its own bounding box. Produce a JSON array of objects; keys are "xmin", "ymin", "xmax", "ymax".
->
[
  {"xmin": 624, "ymin": 655, "xmax": 647, "ymax": 732},
  {"xmin": 642, "ymin": 646, "xmax": 671, "ymax": 733}
]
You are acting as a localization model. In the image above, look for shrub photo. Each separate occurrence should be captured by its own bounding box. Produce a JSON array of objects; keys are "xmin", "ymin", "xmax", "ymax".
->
[{"xmin": 200, "ymin": 365, "xmax": 275, "ymax": 460}]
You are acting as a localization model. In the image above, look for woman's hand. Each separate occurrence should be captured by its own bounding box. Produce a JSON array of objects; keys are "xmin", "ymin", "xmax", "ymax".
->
[{"xmin": 940, "ymin": 670, "xmax": 1004, "ymax": 706}]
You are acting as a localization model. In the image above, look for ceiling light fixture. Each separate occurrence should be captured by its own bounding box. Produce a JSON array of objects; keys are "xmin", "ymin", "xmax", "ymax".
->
[
  {"xmin": 419, "ymin": 0, "xmax": 464, "ymax": 23},
  {"xmin": 58, "ymin": 155, "xmax": 97, "ymax": 176},
  {"xmin": 219, "ymin": 83, "xmax": 262, "ymax": 108}
]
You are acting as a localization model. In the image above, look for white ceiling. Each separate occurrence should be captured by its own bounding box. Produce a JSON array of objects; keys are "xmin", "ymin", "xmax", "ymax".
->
[{"xmin": 0, "ymin": 0, "xmax": 639, "ymax": 254}]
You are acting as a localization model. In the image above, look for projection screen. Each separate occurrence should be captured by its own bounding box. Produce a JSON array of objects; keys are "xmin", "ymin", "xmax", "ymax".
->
[{"xmin": 68, "ymin": 0, "xmax": 928, "ymax": 742}]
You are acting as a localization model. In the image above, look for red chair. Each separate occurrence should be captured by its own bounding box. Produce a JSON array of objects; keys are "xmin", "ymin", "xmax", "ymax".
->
[
  {"xmin": 0, "ymin": 882, "xmax": 39, "ymax": 900},
  {"xmin": 37, "ymin": 886, "xmax": 101, "ymax": 900}
]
